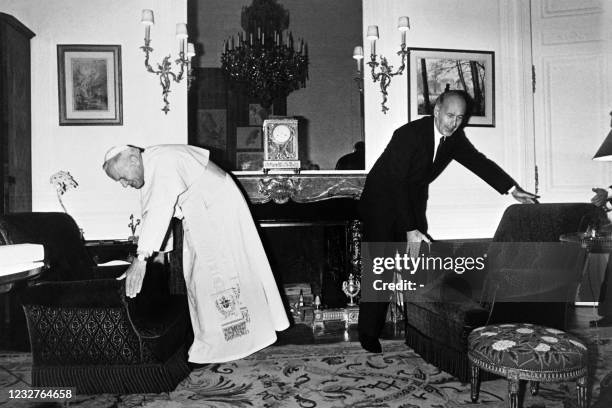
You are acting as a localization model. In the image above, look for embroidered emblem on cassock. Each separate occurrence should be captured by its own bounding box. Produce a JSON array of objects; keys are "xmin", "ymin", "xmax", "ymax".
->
[{"xmin": 213, "ymin": 285, "xmax": 250, "ymax": 341}]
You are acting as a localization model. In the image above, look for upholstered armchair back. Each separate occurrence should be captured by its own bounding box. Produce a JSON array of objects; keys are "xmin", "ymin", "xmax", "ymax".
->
[
  {"xmin": 483, "ymin": 203, "xmax": 606, "ymax": 328},
  {"xmin": 0, "ymin": 212, "xmax": 95, "ymax": 281},
  {"xmin": 492, "ymin": 203, "xmax": 606, "ymax": 242}
]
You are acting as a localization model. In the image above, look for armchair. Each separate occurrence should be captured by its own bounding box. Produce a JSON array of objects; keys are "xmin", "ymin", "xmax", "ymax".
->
[
  {"xmin": 403, "ymin": 203, "xmax": 606, "ymax": 382},
  {"xmin": 0, "ymin": 212, "xmax": 191, "ymax": 394}
]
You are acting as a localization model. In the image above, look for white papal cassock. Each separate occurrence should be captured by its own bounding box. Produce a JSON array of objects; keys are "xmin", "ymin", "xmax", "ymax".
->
[{"xmin": 136, "ymin": 145, "xmax": 289, "ymax": 363}]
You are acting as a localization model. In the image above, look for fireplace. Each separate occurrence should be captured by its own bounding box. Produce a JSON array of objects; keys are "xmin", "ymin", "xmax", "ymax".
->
[{"xmin": 251, "ymin": 199, "xmax": 362, "ymax": 310}]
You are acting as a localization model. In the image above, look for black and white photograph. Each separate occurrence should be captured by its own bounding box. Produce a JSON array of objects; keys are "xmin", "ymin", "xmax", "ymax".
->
[{"xmin": 1, "ymin": 1, "xmax": 611, "ymax": 407}]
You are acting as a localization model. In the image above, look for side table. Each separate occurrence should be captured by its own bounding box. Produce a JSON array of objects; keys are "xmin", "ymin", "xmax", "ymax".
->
[{"xmin": 560, "ymin": 232, "xmax": 612, "ymax": 326}]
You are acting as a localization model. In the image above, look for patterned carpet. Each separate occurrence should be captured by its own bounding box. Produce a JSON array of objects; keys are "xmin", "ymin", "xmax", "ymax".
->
[{"xmin": 1, "ymin": 338, "xmax": 611, "ymax": 407}]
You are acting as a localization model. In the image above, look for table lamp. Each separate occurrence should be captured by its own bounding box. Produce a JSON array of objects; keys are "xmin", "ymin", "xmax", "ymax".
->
[{"xmin": 593, "ymin": 112, "xmax": 612, "ymax": 161}]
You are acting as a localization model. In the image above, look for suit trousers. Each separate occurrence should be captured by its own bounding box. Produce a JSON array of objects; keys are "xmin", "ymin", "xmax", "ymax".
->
[{"xmin": 357, "ymin": 205, "xmax": 403, "ymax": 339}]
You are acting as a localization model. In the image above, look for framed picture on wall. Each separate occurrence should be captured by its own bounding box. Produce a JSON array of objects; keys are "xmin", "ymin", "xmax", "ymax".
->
[
  {"xmin": 408, "ymin": 48, "xmax": 495, "ymax": 127},
  {"xmin": 57, "ymin": 44, "xmax": 123, "ymax": 126},
  {"xmin": 236, "ymin": 127, "xmax": 263, "ymax": 150},
  {"xmin": 195, "ymin": 109, "xmax": 227, "ymax": 151},
  {"xmin": 248, "ymin": 103, "xmax": 270, "ymax": 125}
]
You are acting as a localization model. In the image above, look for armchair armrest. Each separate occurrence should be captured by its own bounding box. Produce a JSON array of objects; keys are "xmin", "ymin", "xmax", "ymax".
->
[{"xmin": 483, "ymin": 267, "xmax": 581, "ymax": 303}]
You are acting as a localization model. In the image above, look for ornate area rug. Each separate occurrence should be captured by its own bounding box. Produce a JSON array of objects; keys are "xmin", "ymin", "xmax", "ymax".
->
[{"xmin": 1, "ymin": 339, "xmax": 611, "ymax": 407}]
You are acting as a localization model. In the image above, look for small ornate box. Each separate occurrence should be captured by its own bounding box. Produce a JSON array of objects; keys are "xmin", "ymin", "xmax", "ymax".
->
[{"xmin": 262, "ymin": 118, "xmax": 300, "ymax": 172}]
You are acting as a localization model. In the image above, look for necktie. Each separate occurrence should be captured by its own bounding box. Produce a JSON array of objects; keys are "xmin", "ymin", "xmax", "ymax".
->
[{"xmin": 434, "ymin": 136, "xmax": 445, "ymax": 162}]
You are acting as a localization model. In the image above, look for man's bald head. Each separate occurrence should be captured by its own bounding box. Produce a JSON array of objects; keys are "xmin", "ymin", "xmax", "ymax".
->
[{"xmin": 433, "ymin": 90, "xmax": 468, "ymax": 137}]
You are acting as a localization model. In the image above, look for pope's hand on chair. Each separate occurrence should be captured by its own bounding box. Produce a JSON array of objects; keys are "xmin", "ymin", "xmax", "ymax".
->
[{"xmin": 117, "ymin": 258, "xmax": 147, "ymax": 298}]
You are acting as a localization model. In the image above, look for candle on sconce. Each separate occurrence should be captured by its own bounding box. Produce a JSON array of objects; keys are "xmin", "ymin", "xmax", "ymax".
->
[
  {"xmin": 176, "ymin": 23, "xmax": 188, "ymax": 55},
  {"xmin": 250, "ymin": 33, "xmax": 253, "ymax": 46},
  {"xmin": 353, "ymin": 45, "xmax": 364, "ymax": 72},
  {"xmin": 141, "ymin": 9, "xmax": 154, "ymax": 42},
  {"xmin": 366, "ymin": 25, "xmax": 379, "ymax": 56},
  {"xmin": 176, "ymin": 23, "xmax": 188, "ymax": 38},
  {"xmin": 398, "ymin": 16, "xmax": 410, "ymax": 45},
  {"xmin": 187, "ymin": 42, "xmax": 195, "ymax": 58}
]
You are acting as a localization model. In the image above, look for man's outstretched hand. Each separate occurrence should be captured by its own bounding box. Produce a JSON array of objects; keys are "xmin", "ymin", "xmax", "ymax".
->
[
  {"xmin": 511, "ymin": 185, "xmax": 540, "ymax": 204},
  {"xmin": 117, "ymin": 258, "xmax": 147, "ymax": 298},
  {"xmin": 591, "ymin": 187, "xmax": 609, "ymax": 208},
  {"xmin": 406, "ymin": 229, "xmax": 430, "ymax": 256}
]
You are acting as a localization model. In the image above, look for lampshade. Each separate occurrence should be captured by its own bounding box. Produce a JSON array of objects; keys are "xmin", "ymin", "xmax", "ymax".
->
[
  {"xmin": 353, "ymin": 46, "xmax": 364, "ymax": 60},
  {"xmin": 593, "ymin": 130, "xmax": 612, "ymax": 161}
]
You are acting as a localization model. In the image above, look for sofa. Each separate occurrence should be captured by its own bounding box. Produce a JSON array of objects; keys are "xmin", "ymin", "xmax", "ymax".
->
[
  {"xmin": 0, "ymin": 212, "xmax": 191, "ymax": 394},
  {"xmin": 403, "ymin": 203, "xmax": 606, "ymax": 382}
]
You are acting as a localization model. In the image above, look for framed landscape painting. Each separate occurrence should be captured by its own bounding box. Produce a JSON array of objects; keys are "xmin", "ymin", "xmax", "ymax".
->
[
  {"xmin": 57, "ymin": 44, "xmax": 123, "ymax": 125},
  {"xmin": 408, "ymin": 48, "xmax": 494, "ymax": 127}
]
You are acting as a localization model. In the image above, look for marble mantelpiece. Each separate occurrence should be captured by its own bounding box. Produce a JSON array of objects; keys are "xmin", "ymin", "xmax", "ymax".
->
[{"xmin": 236, "ymin": 172, "xmax": 366, "ymax": 204}]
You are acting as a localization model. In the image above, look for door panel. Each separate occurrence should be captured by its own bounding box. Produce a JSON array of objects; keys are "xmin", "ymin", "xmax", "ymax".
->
[{"xmin": 531, "ymin": 0, "xmax": 610, "ymax": 202}]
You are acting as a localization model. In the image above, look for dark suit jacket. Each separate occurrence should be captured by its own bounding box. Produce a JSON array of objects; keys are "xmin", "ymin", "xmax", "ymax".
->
[{"xmin": 359, "ymin": 116, "xmax": 515, "ymax": 241}]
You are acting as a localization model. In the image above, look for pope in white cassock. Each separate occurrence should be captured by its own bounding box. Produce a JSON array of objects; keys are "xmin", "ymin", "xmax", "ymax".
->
[{"xmin": 102, "ymin": 144, "xmax": 290, "ymax": 363}]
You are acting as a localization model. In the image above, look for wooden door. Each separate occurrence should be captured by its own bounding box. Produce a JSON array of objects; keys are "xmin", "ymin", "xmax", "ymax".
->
[
  {"xmin": 530, "ymin": 0, "xmax": 610, "ymax": 202},
  {"xmin": 0, "ymin": 13, "xmax": 34, "ymax": 213}
]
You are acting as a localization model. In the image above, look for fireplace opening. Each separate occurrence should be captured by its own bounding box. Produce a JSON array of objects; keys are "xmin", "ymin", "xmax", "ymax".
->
[{"xmin": 259, "ymin": 221, "xmax": 353, "ymax": 309}]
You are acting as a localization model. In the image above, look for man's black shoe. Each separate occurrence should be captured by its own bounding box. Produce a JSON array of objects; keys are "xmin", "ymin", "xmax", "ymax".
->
[{"xmin": 359, "ymin": 334, "xmax": 382, "ymax": 353}]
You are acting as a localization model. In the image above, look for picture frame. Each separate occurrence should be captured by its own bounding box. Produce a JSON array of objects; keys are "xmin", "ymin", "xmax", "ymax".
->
[
  {"xmin": 195, "ymin": 109, "xmax": 227, "ymax": 151},
  {"xmin": 408, "ymin": 48, "xmax": 495, "ymax": 127},
  {"xmin": 236, "ymin": 151, "xmax": 264, "ymax": 171},
  {"xmin": 236, "ymin": 127, "xmax": 263, "ymax": 150},
  {"xmin": 57, "ymin": 44, "xmax": 123, "ymax": 126},
  {"xmin": 248, "ymin": 103, "xmax": 270, "ymax": 126}
]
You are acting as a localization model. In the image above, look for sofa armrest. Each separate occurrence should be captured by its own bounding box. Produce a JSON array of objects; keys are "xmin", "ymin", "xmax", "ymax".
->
[{"xmin": 20, "ymin": 279, "xmax": 125, "ymax": 308}]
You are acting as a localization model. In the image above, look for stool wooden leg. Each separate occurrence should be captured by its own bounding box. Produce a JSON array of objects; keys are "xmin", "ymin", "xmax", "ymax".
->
[
  {"xmin": 508, "ymin": 378, "xmax": 520, "ymax": 408},
  {"xmin": 576, "ymin": 375, "xmax": 588, "ymax": 408},
  {"xmin": 470, "ymin": 364, "xmax": 481, "ymax": 402},
  {"xmin": 529, "ymin": 381, "xmax": 539, "ymax": 396}
]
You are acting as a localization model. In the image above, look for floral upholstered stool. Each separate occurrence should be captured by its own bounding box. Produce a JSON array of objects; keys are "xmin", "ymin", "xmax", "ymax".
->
[{"xmin": 467, "ymin": 323, "xmax": 588, "ymax": 408}]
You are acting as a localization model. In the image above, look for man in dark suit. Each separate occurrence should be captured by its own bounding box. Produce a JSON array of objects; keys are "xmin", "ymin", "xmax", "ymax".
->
[{"xmin": 358, "ymin": 90, "xmax": 539, "ymax": 353}]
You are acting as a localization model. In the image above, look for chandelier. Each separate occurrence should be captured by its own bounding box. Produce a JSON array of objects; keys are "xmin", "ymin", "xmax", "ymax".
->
[{"xmin": 220, "ymin": 0, "xmax": 308, "ymax": 108}]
